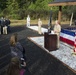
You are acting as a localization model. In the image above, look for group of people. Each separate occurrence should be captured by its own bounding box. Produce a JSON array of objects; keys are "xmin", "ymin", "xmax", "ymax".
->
[
  {"xmin": 38, "ymin": 19, "xmax": 61, "ymax": 49},
  {"xmin": 6, "ymin": 33, "xmax": 31, "ymax": 75},
  {"xmin": 0, "ymin": 17, "xmax": 11, "ymax": 34},
  {"xmin": 5, "ymin": 20, "xmax": 61, "ymax": 75},
  {"xmin": 26, "ymin": 15, "xmax": 61, "ymax": 48},
  {"xmin": 26, "ymin": 15, "xmax": 43, "ymax": 35}
]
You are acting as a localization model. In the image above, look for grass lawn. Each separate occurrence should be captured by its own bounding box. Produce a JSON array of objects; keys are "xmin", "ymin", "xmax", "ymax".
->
[{"xmin": 10, "ymin": 19, "xmax": 70, "ymax": 26}]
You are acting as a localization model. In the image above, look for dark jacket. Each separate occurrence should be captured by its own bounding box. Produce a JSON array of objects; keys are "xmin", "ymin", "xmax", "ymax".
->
[
  {"xmin": 10, "ymin": 42, "xmax": 27, "ymax": 67},
  {"xmin": 1, "ymin": 19, "xmax": 5, "ymax": 26},
  {"xmin": 5, "ymin": 19, "xmax": 11, "ymax": 26},
  {"xmin": 10, "ymin": 42, "xmax": 23, "ymax": 59}
]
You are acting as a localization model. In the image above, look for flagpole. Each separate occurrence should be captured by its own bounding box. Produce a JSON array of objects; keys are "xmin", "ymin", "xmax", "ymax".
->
[{"xmin": 70, "ymin": 12, "xmax": 73, "ymax": 26}]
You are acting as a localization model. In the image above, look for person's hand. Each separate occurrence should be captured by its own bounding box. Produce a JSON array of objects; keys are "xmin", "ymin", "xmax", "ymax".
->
[{"xmin": 23, "ymin": 62, "xmax": 26, "ymax": 67}]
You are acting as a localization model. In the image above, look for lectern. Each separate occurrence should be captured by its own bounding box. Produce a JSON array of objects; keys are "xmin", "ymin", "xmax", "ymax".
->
[{"xmin": 44, "ymin": 32, "xmax": 57, "ymax": 51}]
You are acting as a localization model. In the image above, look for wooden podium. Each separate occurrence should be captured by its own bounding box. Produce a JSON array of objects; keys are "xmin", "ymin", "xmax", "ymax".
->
[{"xmin": 44, "ymin": 32, "xmax": 57, "ymax": 51}]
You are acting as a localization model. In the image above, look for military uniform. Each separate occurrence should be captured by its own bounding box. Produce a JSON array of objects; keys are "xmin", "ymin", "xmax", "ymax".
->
[
  {"xmin": 26, "ymin": 15, "xmax": 30, "ymax": 27},
  {"xmin": 38, "ymin": 19, "xmax": 42, "ymax": 34},
  {"xmin": 54, "ymin": 23, "xmax": 61, "ymax": 48}
]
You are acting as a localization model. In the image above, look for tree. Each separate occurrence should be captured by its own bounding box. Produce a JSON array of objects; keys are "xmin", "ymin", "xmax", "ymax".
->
[
  {"xmin": 6, "ymin": 0, "xmax": 19, "ymax": 14},
  {"xmin": 17, "ymin": 0, "xmax": 32, "ymax": 9},
  {"xmin": 0, "ymin": 0, "xmax": 7, "ymax": 11}
]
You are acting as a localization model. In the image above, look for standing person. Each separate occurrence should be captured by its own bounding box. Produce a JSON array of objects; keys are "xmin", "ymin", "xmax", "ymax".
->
[
  {"xmin": 26, "ymin": 15, "xmax": 30, "ymax": 27},
  {"xmin": 3, "ymin": 18, "xmax": 8, "ymax": 34},
  {"xmin": 8, "ymin": 18, "xmax": 11, "ymax": 32},
  {"xmin": 6, "ymin": 57, "xmax": 25, "ymax": 75},
  {"xmin": 9, "ymin": 33, "xmax": 26, "ymax": 67},
  {"xmin": 5, "ymin": 18, "xmax": 11, "ymax": 33},
  {"xmin": 0, "ymin": 17, "xmax": 5, "ymax": 34},
  {"xmin": 38, "ymin": 18, "xmax": 42, "ymax": 34},
  {"xmin": 54, "ymin": 20, "xmax": 61, "ymax": 49}
]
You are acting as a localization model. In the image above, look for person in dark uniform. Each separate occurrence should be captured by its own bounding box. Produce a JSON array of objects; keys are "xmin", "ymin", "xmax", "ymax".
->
[
  {"xmin": 5, "ymin": 18, "xmax": 11, "ymax": 33},
  {"xmin": 1, "ymin": 17, "xmax": 5, "ymax": 34}
]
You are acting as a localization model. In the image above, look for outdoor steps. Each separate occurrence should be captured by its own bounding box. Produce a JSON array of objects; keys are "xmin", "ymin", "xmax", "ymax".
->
[
  {"xmin": 0, "ymin": 34, "xmax": 11, "ymax": 74},
  {"xmin": 25, "ymin": 38, "xmax": 76, "ymax": 75},
  {"xmin": 0, "ymin": 44, "xmax": 11, "ymax": 75}
]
